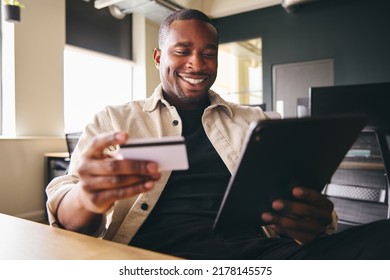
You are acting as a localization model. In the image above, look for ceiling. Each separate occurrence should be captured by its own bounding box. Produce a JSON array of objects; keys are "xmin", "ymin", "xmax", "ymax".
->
[
  {"xmin": 171, "ymin": 0, "xmax": 319, "ymax": 18},
  {"xmin": 93, "ymin": 0, "xmax": 321, "ymax": 24},
  {"xmin": 172, "ymin": 0, "xmax": 283, "ymax": 18},
  {"xmin": 93, "ymin": 0, "xmax": 284, "ymax": 21}
]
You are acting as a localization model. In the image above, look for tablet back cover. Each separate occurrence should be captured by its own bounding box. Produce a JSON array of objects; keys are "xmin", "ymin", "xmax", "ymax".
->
[{"xmin": 213, "ymin": 115, "xmax": 367, "ymax": 233}]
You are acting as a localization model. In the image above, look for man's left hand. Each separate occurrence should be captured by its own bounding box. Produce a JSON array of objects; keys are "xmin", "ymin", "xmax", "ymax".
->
[{"xmin": 261, "ymin": 187, "xmax": 334, "ymax": 244}]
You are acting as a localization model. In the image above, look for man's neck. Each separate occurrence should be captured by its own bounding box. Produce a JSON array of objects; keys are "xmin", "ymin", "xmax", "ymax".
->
[{"xmin": 162, "ymin": 92, "xmax": 210, "ymax": 110}]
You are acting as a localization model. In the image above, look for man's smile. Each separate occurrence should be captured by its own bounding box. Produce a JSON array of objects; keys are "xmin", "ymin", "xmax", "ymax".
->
[{"xmin": 178, "ymin": 73, "xmax": 208, "ymax": 86}]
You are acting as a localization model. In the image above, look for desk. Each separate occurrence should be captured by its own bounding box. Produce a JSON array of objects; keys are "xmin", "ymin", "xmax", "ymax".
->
[{"xmin": 0, "ymin": 214, "xmax": 180, "ymax": 260}]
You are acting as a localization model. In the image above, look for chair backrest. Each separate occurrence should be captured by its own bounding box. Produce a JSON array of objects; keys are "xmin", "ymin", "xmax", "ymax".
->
[{"xmin": 65, "ymin": 132, "xmax": 82, "ymax": 157}]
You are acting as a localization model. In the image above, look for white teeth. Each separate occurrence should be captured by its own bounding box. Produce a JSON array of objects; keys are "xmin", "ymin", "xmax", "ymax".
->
[{"xmin": 181, "ymin": 76, "xmax": 204, "ymax": 85}]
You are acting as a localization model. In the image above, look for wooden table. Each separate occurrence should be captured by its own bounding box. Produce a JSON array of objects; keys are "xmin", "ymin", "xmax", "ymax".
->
[{"xmin": 0, "ymin": 213, "xmax": 180, "ymax": 260}]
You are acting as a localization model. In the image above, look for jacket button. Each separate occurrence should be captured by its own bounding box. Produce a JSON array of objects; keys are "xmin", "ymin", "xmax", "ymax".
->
[
  {"xmin": 172, "ymin": 120, "xmax": 179, "ymax": 126},
  {"xmin": 140, "ymin": 203, "xmax": 149, "ymax": 211}
]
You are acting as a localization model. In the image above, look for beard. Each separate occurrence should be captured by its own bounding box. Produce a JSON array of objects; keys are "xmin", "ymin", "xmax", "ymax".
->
[
  {"xmin": 176, "ymin": 87, "xmax": 206, "ymax": 104},
  {"xmin": 165, "ymin": 75, "xmax": 210, "ymax": 105}
]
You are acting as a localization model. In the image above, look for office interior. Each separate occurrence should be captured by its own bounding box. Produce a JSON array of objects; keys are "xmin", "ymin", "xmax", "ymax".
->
[{"xmin": 0, "ymin": 0, "xmax": 389, "ymax": 228}]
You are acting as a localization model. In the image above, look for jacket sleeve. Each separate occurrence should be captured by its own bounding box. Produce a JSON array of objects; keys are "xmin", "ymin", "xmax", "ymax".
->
[{"xmin": 45, "ymin": 108, "xmax": 115, "ymax": 237}]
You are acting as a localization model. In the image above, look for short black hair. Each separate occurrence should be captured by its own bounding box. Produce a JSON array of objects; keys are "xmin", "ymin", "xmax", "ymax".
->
[{"xmin": 158, "ymin": 8, "xmax": 219, "ymax": 48}]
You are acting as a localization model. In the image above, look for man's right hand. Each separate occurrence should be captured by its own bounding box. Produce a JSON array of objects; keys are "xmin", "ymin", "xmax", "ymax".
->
[
  {"xmin": 77, "ymin": 132, "xmax": 161, "ymax": 213},
  {"xmin": 57, "ymin": 132, "xmax": 161, "ymax": 234}
]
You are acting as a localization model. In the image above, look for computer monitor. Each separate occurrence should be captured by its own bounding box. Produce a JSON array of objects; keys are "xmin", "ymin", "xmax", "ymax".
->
[
  {"xmin": 309, "ymin": 82, "xmax": 390, "ymax": 133},
  {"xmin": 309, "ymin": 82, "xmax": 390, "ymax": 229},
  {"xmin": 310, "ymin": 81, "xmax": 390, "ymax": 167},
  {"xmin": 309, "ymin": 81, "xmax": 390, "ymax": 175}
]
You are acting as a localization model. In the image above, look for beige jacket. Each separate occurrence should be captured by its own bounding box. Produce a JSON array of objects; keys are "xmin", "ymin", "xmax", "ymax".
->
[{"xmin": 46, "ymin": 84, "xmax": 336, "ymax": 244}]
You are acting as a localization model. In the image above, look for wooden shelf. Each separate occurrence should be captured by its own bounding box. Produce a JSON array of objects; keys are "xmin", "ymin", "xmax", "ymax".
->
[{"xmin": 339, "ymin": 160, "xmax": 385, "ymax": 170}]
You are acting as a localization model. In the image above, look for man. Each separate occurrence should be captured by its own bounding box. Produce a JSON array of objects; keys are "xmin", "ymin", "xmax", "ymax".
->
[{"xmin": 47, "ymin": 9, "xmax": 390, "ymax": 259}]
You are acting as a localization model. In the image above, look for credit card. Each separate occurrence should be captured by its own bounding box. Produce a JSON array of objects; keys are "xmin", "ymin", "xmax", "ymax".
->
[{"xmin": 114, "ymin": 136, "xmax": 188, "ymax": 171}]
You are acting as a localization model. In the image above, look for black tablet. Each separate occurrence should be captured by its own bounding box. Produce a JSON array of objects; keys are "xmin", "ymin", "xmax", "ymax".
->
[{"xmin": 213, "ymin": 115, "xmax": 367, "ymax": 233}]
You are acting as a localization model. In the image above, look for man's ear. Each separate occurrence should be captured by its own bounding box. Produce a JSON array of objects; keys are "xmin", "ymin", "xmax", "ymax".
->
[{"xmin": 153, "ymin": 48, "xmax": 161, "ymax": 69}]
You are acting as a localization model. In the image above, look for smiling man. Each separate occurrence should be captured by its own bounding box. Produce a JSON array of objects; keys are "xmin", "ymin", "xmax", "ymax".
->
[
  {"xmin": 46, "ymin": 9, "xmax": 390, "ymax": 260},
  {"xmin": 154, "ymin": 17, "xmax": 218, "ymax": 109}
]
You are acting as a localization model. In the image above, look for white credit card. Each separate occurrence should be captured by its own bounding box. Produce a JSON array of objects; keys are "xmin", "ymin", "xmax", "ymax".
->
[{"xmin": 114, "ymin": 136, "xmax": 189, "ymax": 171}]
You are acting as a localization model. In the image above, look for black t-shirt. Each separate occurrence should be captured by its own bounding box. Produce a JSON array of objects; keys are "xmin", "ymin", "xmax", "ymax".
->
[{"xmin": 129, "ymin": 105, "xmax": 232, "ymax": 256}]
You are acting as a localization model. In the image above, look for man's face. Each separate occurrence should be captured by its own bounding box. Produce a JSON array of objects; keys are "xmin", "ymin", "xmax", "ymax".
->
[{"xmin": 154, "ymin": 19, "xmax": 218, "ymax": 109}]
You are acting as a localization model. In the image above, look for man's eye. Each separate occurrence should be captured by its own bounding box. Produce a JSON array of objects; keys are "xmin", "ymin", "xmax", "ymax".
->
[
  {"xmin": 175, "ymin": 50, "xmax": 188, "ymax": 55},
  {"xmin": 203, "ymin": 52, "xmax": 217, "ymax": 58}
]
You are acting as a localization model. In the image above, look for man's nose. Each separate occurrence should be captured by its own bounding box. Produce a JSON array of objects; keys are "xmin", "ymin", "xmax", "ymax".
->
[{"xmin": 188, "ymin": 53, "xmax": 206, "ymax": 71}]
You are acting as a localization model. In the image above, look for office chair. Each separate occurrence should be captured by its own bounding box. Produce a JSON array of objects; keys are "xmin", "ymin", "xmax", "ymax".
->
[
  {"xmin": 62, "ymin": 132, "xmax": 82, "ymax": 174},
  {"xmin": 65, "ymin": 132, "xmax": 82, "ymax": 158}
]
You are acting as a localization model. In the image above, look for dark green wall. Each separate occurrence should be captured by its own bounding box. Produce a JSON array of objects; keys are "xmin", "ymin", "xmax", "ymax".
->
[{"xmin": 213, "ymin": 0, "xmax": 390, "ymax": 109}]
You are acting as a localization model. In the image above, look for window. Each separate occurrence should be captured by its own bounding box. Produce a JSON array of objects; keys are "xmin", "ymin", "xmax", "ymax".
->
[
  {"xmin": 64, "ymin": 45, "xmax": 133, "ymax": 133},
  {"xmin": 0, "ymin": 6, "xmax": 3, "ymax": 135},
  {"xmin": 212, "ymin": 38, "xmax": 263, "ymax": 105},
  {"xmin": 0, "ymin": 11, "xmax": 16, "ymax": 136}
]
